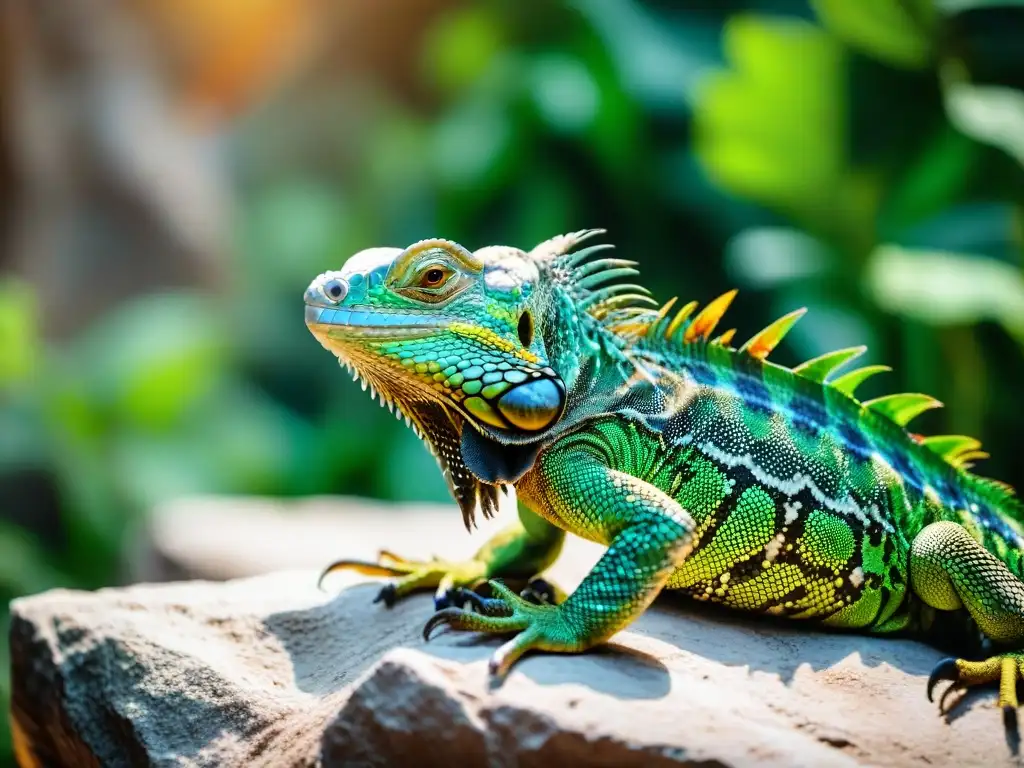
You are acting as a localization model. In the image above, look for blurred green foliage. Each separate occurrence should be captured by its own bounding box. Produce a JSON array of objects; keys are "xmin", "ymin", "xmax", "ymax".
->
[{"xmin": 2, "ymin": 0, "xmax": 1023, "ymax": 761}]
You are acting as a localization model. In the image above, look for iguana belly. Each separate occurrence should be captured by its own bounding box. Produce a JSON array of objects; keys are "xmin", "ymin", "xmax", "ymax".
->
[
  {"xmin": 654, "ymin": 445, "xmax": 913, "ymax": 630},
  {"xmin": 664, "ymin": 506, "xmax": 909, "ymax": 630}
]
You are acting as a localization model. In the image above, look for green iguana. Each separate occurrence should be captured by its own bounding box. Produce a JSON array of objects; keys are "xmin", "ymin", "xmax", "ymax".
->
[{"xmin": 305, "ymin": 230, "xmax": 1024, "ymax": 718}]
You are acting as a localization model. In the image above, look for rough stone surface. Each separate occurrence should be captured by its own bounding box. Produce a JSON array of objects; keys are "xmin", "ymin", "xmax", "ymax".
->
[
  {"xmin": 129, "ymin": 495, "xmax": 491, "ymax": 583},
  {"xmin": 10, "ymin": 497, "xmax": 1023, "ymax": 767}
]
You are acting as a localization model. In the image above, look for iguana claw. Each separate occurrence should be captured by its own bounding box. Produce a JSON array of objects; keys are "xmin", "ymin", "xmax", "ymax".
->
[
  {"xmin": 927, "ymin": 657, "xmax": 960, "ymax": 703},
  {"xmin": 434, "ymin": 587, "xmax": 495, "ymax": 612},
  {"xmin": 373, "ymin": 583, "xmax": 398, "ymax": 607},
  {"xmin": 422, "ymin": 607, "xmax": 491, "ymax": 641},
  {"xmin": 434, "ymin": 578, "xmax": 565, "ymax": 612},
  {"xmin": 448, "ymin": 587, "xmax": 516, "ymax": 615}
]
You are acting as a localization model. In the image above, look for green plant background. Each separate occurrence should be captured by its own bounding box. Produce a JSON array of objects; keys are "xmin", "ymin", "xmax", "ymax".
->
[{"xmin": 2, "ymin": 0, "xmax": 1023, "ymax": 761}]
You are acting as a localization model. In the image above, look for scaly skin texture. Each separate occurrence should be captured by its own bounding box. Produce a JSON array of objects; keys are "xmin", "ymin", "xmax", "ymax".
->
[{"xmin": 306, "ymin": 231, "xmax": 1024, "ymax": 716}]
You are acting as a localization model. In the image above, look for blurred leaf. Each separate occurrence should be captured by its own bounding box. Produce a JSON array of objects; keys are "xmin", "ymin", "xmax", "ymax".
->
[
  {"xmin": 0, "ymin": 406, "xmax": 46, "ymax": 467},
  {"xmin": 0, "ymin": 522, "xmax": 64, "ymax": 596},
  {"xmin": 812, "ymin": 0, "xmax": 937, "ymax": 69},
  {"xmin": 939, "ymin": 0, "xmax": 1024, "ymax": 11},
  {"xmin": 898, "ymin": 202, "xmax": 1021, "ymax": 260},
  {"xmin": 693, "ymin": 16, "xmax": 847, "ymax": 227},
  {"xmin": 572, "ymin": 0, "xmax": 722, "ymax": 110},
  {"xmin": 421, "ymin": 6, "xmax": 505, "ymax": 97},
  {"xmin": 570, "ymin": 41, "xmax": 645, "ymax": 181},
  {"xmin": 659, "ymin": 149, "xmax": 773, "ymax": 238},
  {"xmin": 109, "ymin": 432, "xmax": 221, "ymax": 511},
  {"xmin": 66, "ymin": 294, "xmax": 227, "ymax": 432},
  {"xmin": 773, "ymin": 288, "xmax": 880, "ymax": 367},
  {"xmin": 0, "ymin": 281, "xmax": 37, "ymax": 390},
  {"xmin": 941, "ymin": 59, "xmax": 1024, "ymax": 167},
  {"xmin": 866, "ymin": 245, "xmax": 1024, "ymax": 341},
  {"xmin": 305, "ymin": 397, "xmax": 401, "ymax": 497},
  {"xmin": 47, "ymin": 441, "xmax": 125, "ymax": 585},
  {"xmin": 379, "ymin": 427, "xmax": 450, "ymax": 503},
  {"xmin": 110, "ymin": 380, "xmax": 311, "ymax": 508},
  {"xmin": 44, "ymin": 360, "xmax": 105, "ymax": 443},
  {"xmin": 1, "ymin": 615, "xmax": 9, "ymax": 766},
  {"xmin": 362, "ymin": 115, "xmax": 437, "ymax": 242},
  {"xmin": 879, "ymin": 125, "xmax": 977, "ymax": 234},
  {"xmin": 242, "ymin": 181, "xmax": 352, "ymax": 289},
  {"xmin": 432, "ymin": 93, "xmax": 518, "ymax": 193},
  {"xmin": 724, "ymin": 227, "xmax": 834, "ymax": 289},
  {"xmin": 529, "ymin": 54, "xmax": 600, "ymax": 135},
  {"xmin": 184, "ymin": 383, "xmax": 310, "ymax": 494},
  {"xmin": 364, "ymin": 116, "xmax": 430, "ymax": 197},
  {"xmin": 509, "ymin": 172, "xmax": 579, "ymax": 247}
]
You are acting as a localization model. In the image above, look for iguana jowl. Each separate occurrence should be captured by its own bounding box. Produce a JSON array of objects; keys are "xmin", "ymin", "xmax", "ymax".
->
[{"xmin": 304, "ymin": 230, "xmax": 1024, "ymax": 715}]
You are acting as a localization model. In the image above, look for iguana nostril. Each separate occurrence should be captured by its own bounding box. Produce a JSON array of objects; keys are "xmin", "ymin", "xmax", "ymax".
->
[{"xmin": 323, "ymin": 278, "xmax": 348, "ymax": 302}]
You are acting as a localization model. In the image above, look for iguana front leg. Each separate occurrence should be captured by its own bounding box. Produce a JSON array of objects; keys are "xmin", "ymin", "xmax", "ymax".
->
[
  {"xmin": 911, "ymin": 521, "xmax": 1024, "ymax": 714},
  {"xmin": 424, "ymin": 444, "xmax": 696, "ymax": 677},
  {"xmin": 319, "ymin": 502, "xmax": 564, "ymax": 609}
]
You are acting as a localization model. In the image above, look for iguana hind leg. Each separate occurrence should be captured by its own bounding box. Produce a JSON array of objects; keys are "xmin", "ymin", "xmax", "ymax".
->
[
  {"xmin": 424, "ymin": 446, "xmax": 696, "ymax": 677},
  {"xmin": 911, "ymin": 520, "xmax": 1024, "ymax": 713},
  {"xmin": 319, "ymin": 502, "xmax": 564, "ymax": 609}
]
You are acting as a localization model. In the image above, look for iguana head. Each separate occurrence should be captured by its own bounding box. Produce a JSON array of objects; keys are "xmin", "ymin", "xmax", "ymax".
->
[{"xmin": 304, "ymin": 231, "xmax": 646, "ymax": 527}]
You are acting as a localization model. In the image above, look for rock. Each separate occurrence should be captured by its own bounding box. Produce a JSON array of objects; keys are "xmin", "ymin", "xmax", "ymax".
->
[
  {"xmin": 10, "ymin": 498, "xmax": 1021, "ymax": 767},
  {"xmin": 129, "ymin": 495, "xmax": 528, "ymax": 583}
]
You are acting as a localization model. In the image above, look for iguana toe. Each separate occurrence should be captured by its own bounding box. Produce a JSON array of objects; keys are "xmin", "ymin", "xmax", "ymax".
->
[
  {"xmin": 317, "ymin": 550, "xmax": 488, "ymax": 606},
  {"xmin": 422, "ymin": 605, "xmax": 526, "ymax": 642},
  {"xmin": 436, "ymin": 587, "xmax": 514, "ymax": 616},
  {"xmin": 422, "ymin": 580, "xmax": 591, "ymax": 677},
  {"xmin": 432, "ymin": 587, "xmax": 461, "ymax": 611},
  {"xmin": 927, "ymin": 653, "xmax": 1024, "ymax": 713}
]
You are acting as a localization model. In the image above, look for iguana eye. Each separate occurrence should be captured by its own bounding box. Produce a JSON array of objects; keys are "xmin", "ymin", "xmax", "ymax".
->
[
  {"xmin": 392, "ymin": 260, "xmax": 466, "ymax": 303},
  {"xmin": 421, "ymin": 268, "xmax": 447, "ymax": 287},
  {"xmin": 322, "ymin": 278, "xmax": 347, "ymax": 303}
]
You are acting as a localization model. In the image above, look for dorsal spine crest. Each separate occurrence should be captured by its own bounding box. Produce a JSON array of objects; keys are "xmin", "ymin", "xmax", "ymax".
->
[{"xmin": 534, "ymin": 231, "xmax": 1009, "ymax": 491}]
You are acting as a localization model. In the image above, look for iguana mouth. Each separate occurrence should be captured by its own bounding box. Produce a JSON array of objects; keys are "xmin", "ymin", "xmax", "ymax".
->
[
  {"xmin": 304, "ymin": 305, "xmax": 446, "ymax": 338},
  {"xmin": 305, "ymin": 290, "xmax": 554, "ymax": 528}
]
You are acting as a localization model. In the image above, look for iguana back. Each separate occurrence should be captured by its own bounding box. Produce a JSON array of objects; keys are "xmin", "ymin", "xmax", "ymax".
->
[{"xmin": 597, "ymin": 304, "xmax": 1024, "ymax": 635}]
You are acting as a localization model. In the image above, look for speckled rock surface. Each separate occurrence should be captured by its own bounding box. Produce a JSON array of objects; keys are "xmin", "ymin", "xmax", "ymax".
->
[{"xmin": 9, "ymin": 497, "xmax": 1020, "ymax": 767}]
